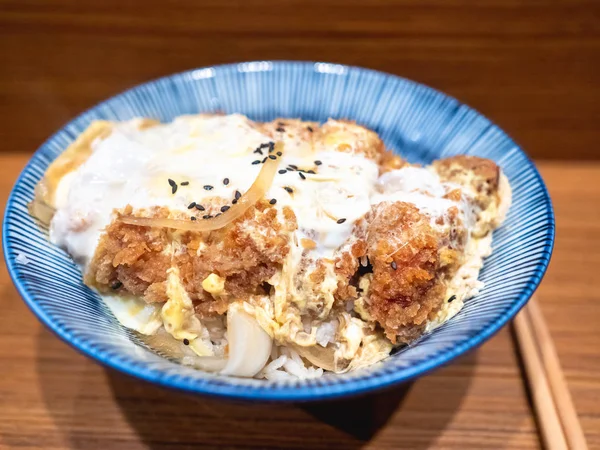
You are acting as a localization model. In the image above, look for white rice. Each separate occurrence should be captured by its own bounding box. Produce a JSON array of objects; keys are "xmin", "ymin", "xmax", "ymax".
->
[
  {"xmin": 315, "ymin": 320, "xmax": 337, "ymax": 347},
  {"xmin": 263, "ymin": 355, "xmax": 288, "ymax": 372},
  {"xmin": 257, "ymin": 344, "xmax": 324, "ymax": 380}
]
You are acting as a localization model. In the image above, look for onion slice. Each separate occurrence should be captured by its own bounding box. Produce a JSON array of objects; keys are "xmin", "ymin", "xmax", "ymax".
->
[
  {"xmin": 142, "ymin": 330, "xmax": 227, "ymax": 372},
  {"xmin": 120, "ymin": 142, "xmax": 283, "ymax": 232},
  {"xmin": 291, "ymin": 343, "xmax": 337, "ymax": 372},
  {"xmin": 28, "ymin": 197, "xmax": 56, "ymax": 227},
  {"xmin": 220, "ymin": 306, "xmax": 272, "ymax": 377}
]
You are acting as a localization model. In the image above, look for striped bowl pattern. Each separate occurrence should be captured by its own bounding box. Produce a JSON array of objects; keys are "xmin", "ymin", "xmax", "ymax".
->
[{"xmin": 3, "ymin": 62, "xmax": 554, "ymax": 401}]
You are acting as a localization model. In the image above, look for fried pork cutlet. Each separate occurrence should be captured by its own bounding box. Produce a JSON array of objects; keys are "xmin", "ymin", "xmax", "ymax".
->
[
  {"xmin": 432, "ymin": 155, "xmax": 504, "ymax": 237},
  {"xmin": 364, "ymin": 201, "xmax": 466, "ymax": 343},
  {"xmin": 41, "ymin": 112, "xmax": 510, "ymax": 376},
  {"xmin": 87, "ymin": 200, "xmax": 298, "ymax": 316}
]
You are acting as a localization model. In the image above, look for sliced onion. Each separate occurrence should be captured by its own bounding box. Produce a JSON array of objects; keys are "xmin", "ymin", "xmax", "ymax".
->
[
  {"xmin": 188, "ymin": 356, "xmax": 228, "ymax": 372},
  {"xmin": 28, "ymin": 197, "xmax": 56, "ymax": 227},
  {"xmin": 290, "ymin": 343, "xmax": 337, "ymax": 372},
  {"xmin": 220, "ymin": 306, "xmax": 272, "ymax": 377},
  {"xmin": 120, "ymin": 142, "xmax": 283, "ymax": 232},
  {"xmin": 143, "ymin": 330, "xmax": 227, "ymax": 372}
]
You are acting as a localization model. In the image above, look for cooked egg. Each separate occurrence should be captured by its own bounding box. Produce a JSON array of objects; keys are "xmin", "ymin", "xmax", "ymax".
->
[
  {"xmin": 102, "ymin": 294, "xmax": 162, "ymax": 335},
  {"xmin": 201, "ymin": 273, "xmax": 225, "ymax": 295},
  {"xmin": 42, "ymin": 114, "xmax": 510, "ymax": 378}
]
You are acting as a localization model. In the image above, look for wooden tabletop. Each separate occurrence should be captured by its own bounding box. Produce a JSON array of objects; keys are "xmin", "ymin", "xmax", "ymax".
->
[
  {"xmin": 0, "ymin": 154, "xmax": 598, "ymax": 449},
  {"xmin": 1, "ymin": 0, "xmax": 599, "ymax": 161}
]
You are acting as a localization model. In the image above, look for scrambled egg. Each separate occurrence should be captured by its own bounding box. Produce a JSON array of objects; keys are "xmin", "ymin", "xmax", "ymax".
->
[
  {"xmin": 163, "ymin": 267, "xmax": 215, "ymax": 357},
  {"xmin": 39, "ymin": 114, "xmax": 511, "ymax": 378}
]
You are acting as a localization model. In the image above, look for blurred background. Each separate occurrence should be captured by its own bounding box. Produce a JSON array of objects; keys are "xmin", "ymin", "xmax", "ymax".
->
[
  {"xmin": 1, "ymin": 0, "xmax": 598, "ymax": 159},
  {"xmin": 1, "ymin": 2, "xmax": 600, "ymax": 449}
]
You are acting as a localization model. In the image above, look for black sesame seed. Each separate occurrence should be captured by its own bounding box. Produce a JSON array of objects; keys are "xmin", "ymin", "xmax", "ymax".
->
[
  {"xmin": 232, "ymin": 199, "xmax": 238, "ymax": 204},
  {"xmin": 336, "ymin": 218, "xmax": 346, "ymax": 224},
  {"xmin": 448, "ymin": 295, "xmax": 457, "ymax": 303},
  {"xmin": 268, "ymin": 141, "xmax": 275, "ymax": 149},
  {"xmin": 307, "ymin": 170, "xmax": 316, "ymax": 174},
  {"xmin": 299, "ymin": 172, "xmax": 306, "ymax": 180},
  {"xmin": 262, "ymin": 157, "xmax": 268, "ymax": 163},
  {"xmin": 314, "ymin": 160, "xmax": 322, "ymax": 165},
  {"xmin": 252, "ymin": 160, "xmax": 261, "ymax": 165},
  {"xmin": 269, "ymin": 198, "xmax": 277, "ymax": 205},
  {"xmin": 187, "ymin": 202, "xmax": 196, "ymax": 209},
  {"xmin": 235, "ymin": 190, "xmax": 241, "ymax": 200},
  {"xmin": 223, "ymin": 178, "xmax": 229, "ymax": 186},
  {"xmin": 183, "ymin": 338, "xmax": 190, "ymax": 345},
  {"xmin": 111, "ymin": 281, "xmax": 123, "ymax": 290},
  {"xmin": 278, "ymin": 169, "xmax": 287, "ymax": 174},
  {"xmin": 203, "ymin": 215, "xmax": 212, "ymax": 219},
  {"xmin": 259, "ymin": 142, "xmax": 270, "ymax": 149},
  {"xmin": 195, "ymin": 204, "xmax": 205, "ymax": 211},
  {"xmin": 190, "ymin": 216, "xmax": 197, "ymax": 221},
  {"xmin": 284, "ymin": 187, "xmax": 294, "ymax": 194},
  {"xmin": 180, "ymin": 181, "xmax": 190, "ymax": 186},
  {"xmin": 276, "ymin": 151, "xmax": 282, "ymax": 156},
  {"xmin": 276, "ymin": 127, "xmax": 285, "ymax": 132},
  {"xmin": 215, "ymin": 213, "xmax": 222, "ymax": 217},
  {"xmin": 221, "ymin": 205, "xmax": 230, "ymax": 213},
  {"xmin": 168, "ymin": 178, "xmax": 177, "ymax": 194},
  {"xmin": 288, "ymin": 164, "xmax": 298, "ymax": 170},
  {"xmin": 391, "ymin": 261, "xmax": 397, "ymax": 270},
  {"xmin": 254, "ymin": 148, "xmax": 263, "ymax": 155},
  {"xmin": 269, "ymin": 154, "xmax": 277, "ymax": 160},
  {"xmin": 204, "ymin": 185, "xmax": 213, "ymax": 191},
  {"xmin": 307, "ymin": 126, "xmax": 314, "ymax": 132}
]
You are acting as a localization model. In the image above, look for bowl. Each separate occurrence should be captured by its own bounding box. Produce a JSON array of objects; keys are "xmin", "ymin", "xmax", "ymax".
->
[{"xmin": 3, "ymin": 61, "xmax": 554, "ymax": 401}]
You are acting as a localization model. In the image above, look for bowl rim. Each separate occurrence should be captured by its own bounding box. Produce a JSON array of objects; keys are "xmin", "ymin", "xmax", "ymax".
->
[{"xmin": 3, "ymin": 60, "xmax": 555, "ymax": 401}]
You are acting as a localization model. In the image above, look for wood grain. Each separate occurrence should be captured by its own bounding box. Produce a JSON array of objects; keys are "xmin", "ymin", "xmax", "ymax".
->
[
  {"xmin": 1, "ymin": 154, "xmax": 599, "ymax": 448},
  {"xmin": 1, "ymin": 0, "xmax": 599, "ymax": 159},
  {"xmin": 513, "ymin": 307, "xmax": 568, "ymax": 450}
]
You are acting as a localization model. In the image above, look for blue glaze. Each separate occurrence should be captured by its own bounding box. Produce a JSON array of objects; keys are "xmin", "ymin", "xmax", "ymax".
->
[{"xmin": 3, "ymin": 61, "xmax": 554, "ymax": 401}]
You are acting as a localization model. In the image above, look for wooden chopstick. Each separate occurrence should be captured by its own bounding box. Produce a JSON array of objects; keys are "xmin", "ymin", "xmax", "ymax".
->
[
  {"xmin": 513, "ymin": 297, "xmax": 588, "ymax": 450},
  {"xmin": 514, "ymin": 307, "xmax": 568, "ymax": 450},
  {"xmin": 526, "ymin": 299, "xmax": 589, "ymax": 450}
]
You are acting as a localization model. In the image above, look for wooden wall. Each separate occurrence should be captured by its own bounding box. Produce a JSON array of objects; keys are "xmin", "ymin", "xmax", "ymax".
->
[{"xmin": 1, "ymin": 0, "xmax": 598, "ymax": 159}]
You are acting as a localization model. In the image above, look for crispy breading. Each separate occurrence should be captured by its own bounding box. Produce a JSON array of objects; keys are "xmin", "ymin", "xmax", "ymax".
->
[
  {"xmin": 334, "ymin": 239, "xmax": 367, "ymax": 301},
  {"xmin": 87, "ymin": 200, "xmax": 297, "ymax": 314},
  {"xmin": 85, "ymin": 220, "xmax": 171, "ymax": 301},
  {"xmin": 79, "ymin": 117, "xmax": 506, "ymax": 348},
  {"xmin": 180, "ymin": 201, "xmax": 297, "ymax": 316},
  {"xmin": 364, "ymin": 202, "xmax": 445, "ymax": 343},
  {"xmin": 363, "ymin": 201, "xmax": 466, "ymax": 343}
]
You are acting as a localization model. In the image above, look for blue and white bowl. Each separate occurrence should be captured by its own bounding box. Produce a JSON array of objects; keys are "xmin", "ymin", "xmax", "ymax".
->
[{"xmin": 3, "ymin": 61, "xmax": 554, "ymax": 401}]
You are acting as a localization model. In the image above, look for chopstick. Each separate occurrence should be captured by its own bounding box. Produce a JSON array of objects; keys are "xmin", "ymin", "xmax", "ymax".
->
[
  {"xmin": 513, "ymin": 297, "xmax": 588, "ymax": 450},
  {"xmin": 514, "ymin": 307, "xmax": 568, "ymax": 449},
  {"xmin": 526, "ymin": 299, "xmax": 589, "ymax": 450}
]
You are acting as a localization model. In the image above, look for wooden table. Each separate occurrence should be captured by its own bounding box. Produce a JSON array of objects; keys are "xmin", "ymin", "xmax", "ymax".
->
[{"xmin": 0, "ymin": 154, "xmax": 598, "ymax": 449}]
